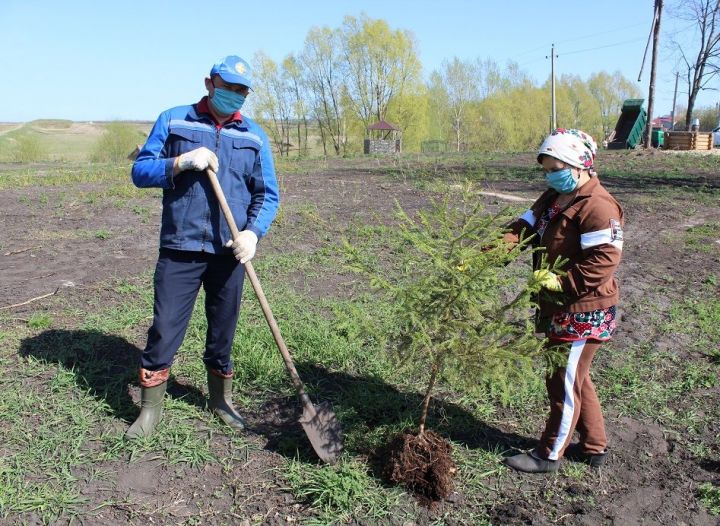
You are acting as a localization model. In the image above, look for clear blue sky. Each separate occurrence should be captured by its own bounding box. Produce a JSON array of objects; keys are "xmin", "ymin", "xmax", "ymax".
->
[{"xmin": 0, "ymin": 0, "xmax": 714, "ymax": 122}]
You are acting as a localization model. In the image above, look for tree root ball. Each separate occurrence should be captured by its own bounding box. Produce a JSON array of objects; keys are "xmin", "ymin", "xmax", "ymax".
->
[{"xmin": 382, "ymin": 430, "xmax": 457, "ymax": 506}]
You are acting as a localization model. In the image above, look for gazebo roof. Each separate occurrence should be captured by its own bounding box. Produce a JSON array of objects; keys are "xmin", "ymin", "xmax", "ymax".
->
[{"xmin": 367, "ymin": 119, "xmax": 399, "ymax": 131}]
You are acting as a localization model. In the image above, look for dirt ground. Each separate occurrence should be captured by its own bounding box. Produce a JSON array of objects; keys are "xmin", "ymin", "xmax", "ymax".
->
[{"xmin": 0, "ymin": 153, "xmax": 719, "ymax": 525}]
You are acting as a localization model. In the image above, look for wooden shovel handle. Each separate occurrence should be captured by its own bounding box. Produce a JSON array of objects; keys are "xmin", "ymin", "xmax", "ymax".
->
[{"xmin": 205, "ymin": 169, "xmax": 315, "ymax": 411}]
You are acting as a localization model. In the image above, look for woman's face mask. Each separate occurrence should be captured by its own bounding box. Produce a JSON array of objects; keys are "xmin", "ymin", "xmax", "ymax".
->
[{"xmin": 545, "ymin": 167, "xmax": 578, "ymax": 194}]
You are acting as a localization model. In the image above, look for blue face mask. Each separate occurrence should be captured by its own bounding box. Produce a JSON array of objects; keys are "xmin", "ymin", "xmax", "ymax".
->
[
  {"xmin": 210, "ymin": 88, "xmax": 246, "ymax": 115},
  {"xmin": 545, "ymin": 168, "xmax": 578, "ymax": 194}
]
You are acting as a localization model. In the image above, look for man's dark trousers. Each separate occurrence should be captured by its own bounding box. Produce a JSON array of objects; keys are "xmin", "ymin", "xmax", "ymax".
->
[{"xmin": 140, "ymin": 248, "xmax": 245, "ymax": 375}]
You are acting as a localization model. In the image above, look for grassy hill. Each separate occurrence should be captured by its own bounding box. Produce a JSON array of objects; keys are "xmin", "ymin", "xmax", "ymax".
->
[{"xmin": 0, "ymin": 120, "xmax": 152, "ymax": 162}]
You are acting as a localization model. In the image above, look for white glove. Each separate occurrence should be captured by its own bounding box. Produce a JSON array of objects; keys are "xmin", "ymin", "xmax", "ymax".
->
[
  {"xmin": 225, "ymin": 230, "xmax": 258, "ymax": 263},
  {"xmin": 176, "ymin": 147, "xmax": 219, "ymax": 173}
]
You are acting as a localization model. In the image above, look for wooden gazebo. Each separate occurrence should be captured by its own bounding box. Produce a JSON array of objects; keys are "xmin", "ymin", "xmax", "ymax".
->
[{"xmin": 364, "ymin": 119, "xmax": 401, "ymax": 154}]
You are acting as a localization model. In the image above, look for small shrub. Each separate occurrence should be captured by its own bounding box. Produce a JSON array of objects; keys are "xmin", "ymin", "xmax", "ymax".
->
[
  {"xmin": 11, "ymin": 133, "xmax": 46, "ymax": 163},
  {"xmin": 91, "ymin": 122, "xmax": 145, "ymax": 163}
]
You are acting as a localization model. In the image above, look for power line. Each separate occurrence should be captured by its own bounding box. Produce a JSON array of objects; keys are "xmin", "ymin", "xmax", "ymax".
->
[
  {"xmin": 561, "ymin": 37, "xmax": 648, "ymax": 57},
  {"xmin": 513, "ymin": 22, "xmax": 649, "ymax": 58},
  {"xmin": 555, "ymin": 22, "xmax": 649, "ymax": 45}
]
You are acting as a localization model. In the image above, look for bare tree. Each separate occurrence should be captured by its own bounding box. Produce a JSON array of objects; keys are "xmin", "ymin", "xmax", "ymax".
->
[
  {"xmin": 435, "ymin": 58, "xmax": 480, "ymax": 152},
  {"xmin": 283, "ymin": 55, "xmax": 310, "ymax": 157},
  {"xmin": 668, "ymin": 0, "xmax": 720, "ymax": 128}
]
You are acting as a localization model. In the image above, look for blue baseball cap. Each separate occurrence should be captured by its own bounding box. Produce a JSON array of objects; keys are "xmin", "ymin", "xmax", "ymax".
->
[{"xmin": 210, "ymin": 55, "xmax": 253, "ymax": 89}]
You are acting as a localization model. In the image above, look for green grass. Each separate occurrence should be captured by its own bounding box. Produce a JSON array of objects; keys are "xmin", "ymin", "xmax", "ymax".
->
[
  {"xmin": 699, "ymin": 482, "xmax": 720, "ymax": 515},
  {"xmin": 284, "ymin": 457, "xmax": 399, "ymax": 525},
  {"xmin": 684, "ymin": 222, "xmax": 720, "ymax": 252},
  {"xmin": 662, "ymin": 282, "xmax": 720, "ymax": 357},
  {"xmin": 0, "ymin": 163, "xmax": 138, "ymax": 190}
]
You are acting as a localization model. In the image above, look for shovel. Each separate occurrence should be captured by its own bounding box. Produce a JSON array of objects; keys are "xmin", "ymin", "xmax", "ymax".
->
[{"xmin": 205, "ymin": 168, "xmax": 343, "ymax": 464}]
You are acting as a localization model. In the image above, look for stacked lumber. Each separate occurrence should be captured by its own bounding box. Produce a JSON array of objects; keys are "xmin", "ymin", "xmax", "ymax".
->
[{"xmin": 664, "ymin": 131, "xmax": 713, "ymax": 150}]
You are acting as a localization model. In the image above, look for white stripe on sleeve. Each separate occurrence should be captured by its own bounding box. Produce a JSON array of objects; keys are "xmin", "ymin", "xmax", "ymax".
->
[
  {"xmin": 520, "ymin": 209, "xmax": 536, "ymax": 227},
  {"xmin": 580, "ymin": 228, "xmax": 623, "ymax": 250}
]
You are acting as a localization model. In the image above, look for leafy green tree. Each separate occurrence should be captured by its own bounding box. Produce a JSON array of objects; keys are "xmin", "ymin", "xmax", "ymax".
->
[
  {"xmin": 253, "ymin": 52, "xmax": 293, "ymax": 157},
  {"xmin": 555, "ymin": 74, "xmax": 604, "ymax": 139},
  {"xmin": 340, "ymin": 15, "xmax": 422, "ymax": 128},
  {"xmin": 587, "ymin": 71, "xmax": 642, "ymax": 140},
  {"xmin": 344, "ymin": 188, "xmax": 563, "ymax": 434},
  {"xmin": 300, "ymin": 26, "xmax": 347, "ymax": 155},
  {"xmin": 476, "ymin": 84, "xmax": 548, "ymax": 151},
  {"xmin": 386, "ymin": 87, "xmax": 430, "ymax": 152}
]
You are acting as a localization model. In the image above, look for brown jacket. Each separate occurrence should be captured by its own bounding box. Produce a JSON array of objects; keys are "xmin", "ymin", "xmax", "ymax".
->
[{"xmin": 506, "ymin": 177, "xmax": 624, "ymax": 315}]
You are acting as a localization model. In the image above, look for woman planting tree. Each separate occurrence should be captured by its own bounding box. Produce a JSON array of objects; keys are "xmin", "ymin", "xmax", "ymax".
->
[{"xmin": 504, "ymin": 129, "xmax": 624, "ymax": 473}]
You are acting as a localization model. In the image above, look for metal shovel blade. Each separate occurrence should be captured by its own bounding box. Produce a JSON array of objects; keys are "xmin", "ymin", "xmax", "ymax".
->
[{"xmin": 300, "ymin": 401, "xmax": 343, "ymax": 464}]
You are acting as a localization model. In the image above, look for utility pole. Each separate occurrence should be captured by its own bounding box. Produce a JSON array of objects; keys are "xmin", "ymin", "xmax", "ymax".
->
[
  {"xmin": 644, "ymin": 0, "xmax": 663, "ymax": 148},
  {"xmin": 547, "ymin": 44, "xmax": 558, "ymax": 132},
  {"xmin": 670, "ymin": 71, "xmax": 679, "ymax": 131},
  {"xmin": 545, "ymin": 44, "xmax": 557, "ymax": 132}
]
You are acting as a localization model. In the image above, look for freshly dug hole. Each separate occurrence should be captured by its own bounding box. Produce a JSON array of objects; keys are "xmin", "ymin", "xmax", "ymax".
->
[{"xmin": 382, "ymin": 430, "xmax": 456, "ymax": 506}]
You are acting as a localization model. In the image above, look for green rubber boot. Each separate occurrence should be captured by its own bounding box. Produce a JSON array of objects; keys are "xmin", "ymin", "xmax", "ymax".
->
[
  {"xmin": 207, "ymin": 371, "xmax": 246, "ymax": 432},
  {"xmin": 126, "ymin": 382, "xmax": 167, "ymax": 439}
]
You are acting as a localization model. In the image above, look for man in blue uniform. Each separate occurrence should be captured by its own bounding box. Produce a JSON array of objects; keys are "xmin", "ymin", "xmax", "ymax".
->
[{"xmin": 127, "ymin": 55, "xmax": 279, "ymax": 439}]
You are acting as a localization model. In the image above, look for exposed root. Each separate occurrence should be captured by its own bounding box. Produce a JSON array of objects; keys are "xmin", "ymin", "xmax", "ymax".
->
[{"xmin": 382, "ymin": 430, "xmax": 456, "ymax": 507}]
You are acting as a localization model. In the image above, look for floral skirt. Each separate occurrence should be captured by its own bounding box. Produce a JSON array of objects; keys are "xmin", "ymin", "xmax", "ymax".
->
[{"xmin": 547, "ymin": 306, "xmax": 617, "ymax": 342}]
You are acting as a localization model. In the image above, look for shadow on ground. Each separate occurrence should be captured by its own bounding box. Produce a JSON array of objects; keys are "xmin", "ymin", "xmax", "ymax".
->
[
  {"xmin": 18, "ymin": 330, "xmax": 535, "ymax": 469},
  {"xmin": 18, "ymin": 329, "xmax": 207, "ymax": 423},
  {"xmin": 248, "ymin": 363, "xmax": 536, "ymax": 468}
]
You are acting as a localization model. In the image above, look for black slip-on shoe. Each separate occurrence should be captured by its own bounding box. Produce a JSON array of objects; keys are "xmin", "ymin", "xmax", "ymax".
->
[
  {"xmin": 504, "ymin": 450, "xmax": 560, "ymax": 473},
  {"xmin": 564, "ymin": 444, "xmax": 609, "ymax": 468}
]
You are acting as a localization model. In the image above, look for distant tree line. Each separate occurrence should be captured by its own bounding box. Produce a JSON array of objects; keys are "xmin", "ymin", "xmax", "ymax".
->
[
  {"xmin": 250, "ymin": 13, "xmax": 719, "ymax": 156},
  {"xmin": 249, "ymin": 14, "xmax": 645, "ymax": 156}
]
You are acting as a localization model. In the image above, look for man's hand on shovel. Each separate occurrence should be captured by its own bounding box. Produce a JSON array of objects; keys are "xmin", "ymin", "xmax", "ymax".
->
[{"xmin": 225, "ymin": 230, "xmax": 258, "ymax": 263}]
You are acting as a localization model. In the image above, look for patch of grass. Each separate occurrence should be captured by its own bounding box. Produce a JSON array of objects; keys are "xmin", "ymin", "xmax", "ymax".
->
[
  {"xmin": 0, "ymin": 354, "xmax": 109, "ymax": 521},
  {"xmin": 684, "ymin": 222, "xmax": 720, "ymax": 252},
  {"xmin": 284, "ymin": 457, "xmax": 398, "ymax": 524},
  {"xmin": 663, "ymin": 284, "xmax": 720, "ymax": 355},
  {"xmin": 27, "ymin": 313, "xmax": 53, "ymax": 329},
  {"xmin": 455, "ymin": 444, "xmax": 505, "ymax": 493},
  {"xmin": 94, "ymin": 229, "xmax": 111, "ymax": 240},
  {"xmin": 131, "ymin": 204, "xmax": 151, "ymax": 223},
  {"xmin": 699, "ymin": 482, "xmax": 720, "ymax": 515},
  {"xmin": 0, "ymin": 164, "xmax": 145, "ymax": 191}
]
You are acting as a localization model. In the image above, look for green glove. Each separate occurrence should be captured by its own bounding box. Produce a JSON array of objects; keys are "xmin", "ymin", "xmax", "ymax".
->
[{"xmin": 533, "ymin": 269, "xmax": 563, "ymax": 292}]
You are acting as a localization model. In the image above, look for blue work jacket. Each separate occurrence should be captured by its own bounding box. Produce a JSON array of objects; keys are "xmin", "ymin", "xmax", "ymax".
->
[{"xmin": 131, "ymin": 100, "xmax": 279, "ymax": 253}]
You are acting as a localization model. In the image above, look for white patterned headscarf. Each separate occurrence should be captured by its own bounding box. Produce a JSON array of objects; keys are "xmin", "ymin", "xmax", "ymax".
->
[{"xmin": 537, "ymin": 128, "xmax": 598, "ymax": 171}]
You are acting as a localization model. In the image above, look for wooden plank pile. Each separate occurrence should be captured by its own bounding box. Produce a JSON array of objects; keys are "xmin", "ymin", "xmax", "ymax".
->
[{"xmin": 664, "ymin": 131, "xmax": 713, "ymax": 150}]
